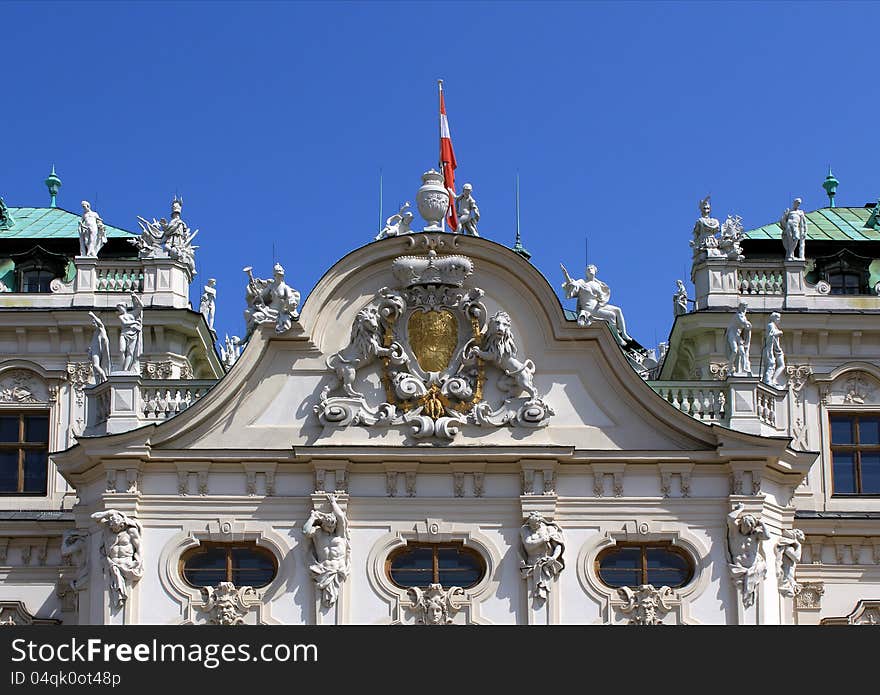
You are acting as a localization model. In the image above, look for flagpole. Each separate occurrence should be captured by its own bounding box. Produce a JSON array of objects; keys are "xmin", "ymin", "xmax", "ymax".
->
[{"xmin": 438, "ymin": 79, "xmax": 446, "ymax": 233}]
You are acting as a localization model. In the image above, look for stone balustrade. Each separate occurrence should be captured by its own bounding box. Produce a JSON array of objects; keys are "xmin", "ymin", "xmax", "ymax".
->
[
  {"xmin": 737, "ymin": 264, "xmax": 784, "ymax": 295},
  {"xmin": 141, "ymin": 381, "xmax": 214, "ymax": 420},
  {"xmin": 651, "ymin": 381, "xmax": 728, "ymax": 423}
]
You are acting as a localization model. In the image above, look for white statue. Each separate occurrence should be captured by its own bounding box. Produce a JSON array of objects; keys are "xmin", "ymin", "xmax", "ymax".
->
[
  {"xmin": 201, "ymin": 582, "xmax": 256, "ymax": 625},
  {"xmin": 618, "ymin": 584, "xmax": 675, "ymax": 625},
  {"xmin": 303, "ymin": 493, "xmax": 351, "ymax": 608},
  {"xmin": 78, "ymin": 201, "xmax": 107, "ymax": 257},
  {"xmin": 91, "ymin": 509, "xmax": 143, "ymax": 609},
  {"xmin": 560, "ymin": 263, "xmax": 632, "ymax": 342},
  {"xmin": 779, "ymin": 198, "xmax": 807, "ymax": 261},
  {"xmin": 726, "ymin": 503, "xmax": 770, "ymax": 608},
  {"xmin": 726, "ymin": 301, "xmax": 752, "ymax": 376},
  {"xmin": 87, "ymin": 312, "xmax": 111, "ymax": 384},
  {"xmin": 691, "ymin": 196, "xmax": 722, "ymax": 258},
  {"xmin": 673, "ymin": 279, "xmax": 691, "ymax": 317},
  {"xmin": 408, "ymin": 584, "xmax": 464, "ymax": 625},
  {"xmin": 466, "ymin": 311, "xmax": 539, "ymax": 400},
  {"xmin": 220, "ymin": 334, "xmax": 241, "ymax": 370},
  {"xmin": 199, "ymin": 278, "xmax": 217, "ymax": 330},
  {"xmin": 60, "ymin": 529, "xmax": 90, "ymax": 592},
  {"xmin": 519, "ymin": 511, "xmax": 565, "ymax": 601},
  {"xmin": 455, "ymin": 183, "xmax": 480, "ymax": 236},
  {"xmin": 375, "ymin": 201, "xmax": 414, "ymax": 240},
  {"xmin": 776, "ymin": 528, "xmax": 804, "ymax": 598},
  {"xmin": 116, "ymin": 295, "xmax": 144, "ymax": 374},
  {"xmin": 762, "ymin": 311, "xmax": 785, "ymax": 388},
  {"xmin": 133, "ymin": 197, "xmax": 199, "ymax": 275},
  {"xmin": 243, "ymin": 264, "xmax": 300, "ymax": 336},
  {"xmin": 720, "ymin": 214, "xmax": 745, "ymax": 261}
]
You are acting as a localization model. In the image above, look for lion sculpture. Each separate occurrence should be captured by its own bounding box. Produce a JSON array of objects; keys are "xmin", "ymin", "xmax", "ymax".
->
[
  {"xmin": 323, "ymin": 306, "xmax": 406, "ymax": 400},
  {"xmin": 467, "ymin": 311, "xmax": 538, "ymax": 400}
]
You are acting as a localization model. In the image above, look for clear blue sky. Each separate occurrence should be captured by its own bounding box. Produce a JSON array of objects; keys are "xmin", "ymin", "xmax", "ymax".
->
[{"xmin": 3, "ymin": 1, "xmax": 878, "ymax": 351}]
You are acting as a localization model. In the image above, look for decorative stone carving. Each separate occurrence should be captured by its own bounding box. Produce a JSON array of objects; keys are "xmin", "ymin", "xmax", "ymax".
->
[
  {"xmin": 220, "ymin": 334, "xmax": 241, "ymax": 370},
  {"xmin": 133, "ymin": 197, "xmax": 198, "ymax": 276},
  {"xmin": 522, "ymin": 469, "xmax": 535, "ymax": 495},
  {"xmin": 726, "ymin": 301, "xmax": 752, "ymax": 376},
  {"xmin": 408, "ymin": 583, "xmax": 463, "ymax": 625},
  {"xmin": 761, "ymin": 312, "xmax": 786, "ymax": 388},
  {"xmin": 779, "ymin": 198, "xmax": 807, "ymax": 262},
  {"xmin": 67, "ymin": 362, "xmax": 92, "ymax": 406},
  {"xmin": 680, "ymin": 471, "xmax": 691, "ymax": 498},
  {"xmin": 198, "ymin": 471, "xmax": 209, "ymax": 496},
  {"xmin": 844, "ymin": 374, "xmax": 872, "ymax": 404},
  {"xmin": 385, "ymin": 471, "xmax": 397, "ymax": 496},
  {"xmin": 91, "ymin": 510, "xmax": 143, "ymax": 609},
  {"xmin": 455, "ymin": 183, "xmax": 479, "ymax": 236},
  {"xmin": 795, "ymin": 582, "xmax": 824, "ymax": 610},
  {"xmin": 519, "ymin": 512, "xmax": 565, "ymax": 601},
  {"xmin": 405, "ymin": 471, "xmax": 416, "ymax": 497},
  {"xmin": 416, "ymin": 170, "xmax": 449, "ymax": 232},
  {"xmin": 822, "ymin": 600, "xmax": 880, "ymax": 625},
  {"xmin": 726, "ymin": 503, "xmax": 770, "ymax": 608},
  {"xmin": 776, "ymin": 528, "xmax": 805, "ymax": 597},
  {"xmin": 453, "ymin": 472, "xmax": 465, "ymax": 497},
  {"xmin": 673, "ymin": 280, "xmax": 690, "ymax": 317},
  {"xmin": 786, "ymin": 365, "xmax": 812, "ymax": 405},
  {"xmin": 242, "ymin": 264, "xmax": 300, "ymax": 337},
  {"xmin": 303, "ymin": 494, "xmax": 351, "ymax": 608},
  {"xmin": 201, "ymin": 582, "xmax": 256, "ymax": 625},
  {"xmin": 0, "ymin": 370, "xmax": 46, "ymax": 403},
  {"xmin": 376, "ymin": 201, "xmax": 414, "ymax": 240},
  {"xmin": 660, "ymin": 472, "xmax": 672, "ymax": 498},
  {"xmin": 613, "ymin": 472, "xmax": 624, "ymax": 497},
  {"xmin": 199, "ymin": 278, "xmax": 217, "ymax": 330},
  {"xmin": 473, "ymin": 472, "xmax": 484, "ymax": 497},
  {"xmin": 543, "ymin": 470, "xmax": 556, "ymax": 495},
  {"xmin": 143, "ymin": 360, "xmax": 174, "ymax": 380},
  {"xmin": 315, "ymin": 251, "xmax": 553, "ymax": 441},
  {"xmin": 618, "ymin": 585, "xmax": 675, "ymax": 625},
  {"xmin": 719, "ymin": 214, "xmax": 745, "ymax": 261},
  {"xmin": 78, "ymin": 200, "xmax": 107, "ymax": 258},
  {"xmin": 86, "ymin": 312, "xmax": 111, "ymax": 384},
  {"xmin": 691, "ymin": 196, "xmax": 723, "ymax": 259},
  {"xmin": 709, "ymin": 362, "xmax": 730, "ymax": 381},
  {"xmin": 60, "ymin": 529, "xmax": 90, "ymax": 592},
  {"xmin": 0, "ymin": 197, "xmax": 15, "ymax": 230},
  {"xmin": 560, "ymin": 263, "xmax": 632, "ymax": 343},
  {"xmin": 116, "ymin": 295, "xmax": 143, "ymax": 374}
]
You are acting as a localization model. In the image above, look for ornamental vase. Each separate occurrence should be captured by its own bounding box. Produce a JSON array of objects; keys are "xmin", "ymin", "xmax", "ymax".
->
[{"xmin": 417, "ymin": 170, "xmax": 449, "ymax": 232}]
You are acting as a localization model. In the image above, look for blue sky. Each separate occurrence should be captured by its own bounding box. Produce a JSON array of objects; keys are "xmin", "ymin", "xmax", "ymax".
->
[{"xmin": 3, "ymin": 1, "xmax": 878, "ymax": 351}]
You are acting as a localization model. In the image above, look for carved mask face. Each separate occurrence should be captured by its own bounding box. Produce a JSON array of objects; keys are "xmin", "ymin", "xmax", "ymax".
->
[{"xmin": 427, "ymin": 601, "xmax": 445, "ymax": 624}]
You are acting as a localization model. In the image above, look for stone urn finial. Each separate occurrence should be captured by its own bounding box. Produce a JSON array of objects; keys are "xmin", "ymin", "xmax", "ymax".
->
[{"xmin": 417, "ymin": 169, "xmax": 449, "ymax": 232}]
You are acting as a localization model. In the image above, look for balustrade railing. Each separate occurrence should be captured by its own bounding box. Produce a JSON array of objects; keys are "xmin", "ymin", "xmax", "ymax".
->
[
  {"xmin": 650, "ymin": 381, "xmax": 728, "ymax": 423},
  {"xmin": 140, "ymin": 380, "xmax": 214, "ymax": 420},
  {"xmin": 737, "ymin": 266, "xmax": 784, "ymax": 295}
]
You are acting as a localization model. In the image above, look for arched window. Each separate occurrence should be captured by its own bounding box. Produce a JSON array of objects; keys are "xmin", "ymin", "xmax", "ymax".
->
[
  {"xmin": 386, "ymin": 543, "xmax": 486, "ymax": 589},
  {"xmin": 596, "ymin": 543, "xmax": 694, "ymax": 589},
  {"xmin": 180, "ymin": 543, "xmax": 277, "ymax": 588}
]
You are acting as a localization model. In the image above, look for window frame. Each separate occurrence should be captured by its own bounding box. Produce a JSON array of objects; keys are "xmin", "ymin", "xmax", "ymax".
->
[
  {"xmin": 829, "ymin": 412, "xmax": 880, "ymax": 496},
  {"xmin": 385, "ymin": 542, "xmax": 486, "ymax": 590},
  {"xmin": 178, "ymin": 541, "xmax": 278, "ymax": 589},
  {"xmin": 0, "ymin": 410, "xmax": 50, "ymax": 495},
  {"xmin": 594, "ymin": 542, "xmax": 694, "ymax": 589}
]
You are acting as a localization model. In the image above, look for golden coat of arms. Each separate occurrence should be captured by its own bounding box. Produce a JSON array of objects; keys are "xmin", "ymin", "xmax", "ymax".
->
[{"xmin": 407, "ymin": 309, "xmax": 458, "ymax": 373}]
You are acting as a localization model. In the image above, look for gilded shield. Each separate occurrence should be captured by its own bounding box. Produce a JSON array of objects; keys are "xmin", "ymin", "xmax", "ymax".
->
[{"xmin": 408, "ymin": 309, "xmax": 458, "ymax": 373}]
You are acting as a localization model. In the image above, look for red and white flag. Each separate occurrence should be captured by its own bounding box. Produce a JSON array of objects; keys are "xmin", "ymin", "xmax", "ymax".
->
[{"xmin": 439, "ymin": 80, "xmax": 458, "ymax": 231}]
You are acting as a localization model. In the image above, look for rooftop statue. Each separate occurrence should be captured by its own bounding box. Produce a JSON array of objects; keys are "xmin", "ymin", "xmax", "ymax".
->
[
  {"xmin": 199, "ymin": 278, "xmax": 217, "ymax": 331},
  {"xmin": 243, "ymin": 263, "xmax": 300, "ymax": 337},
  {"xmin": 375, "ymin": 202, "xmax": 414, "ymax": 240},
  {"xmin": 133, "ymin": 197, "xmax": 199, "ymax": 276},
  {"xmin": 673, "ymin": 279, "xmax": 691, "ymax": 317},
  {"xmin": 455, "ymin": 183, "xmax": 480, "ymax": 236},
  {"xmin": 691, "ymin": 196, "xmax": 723, "ymax": 259},
  {"xmin": 220, "ymin": 334, "xmax": 241, "ymax": 370},
  {"xmin": 779, "ymin": 197, "xmax": 807, "ymax": 261},
  {"xmin": 560, "ymin": 263, "xmax": 632, "ymax": 343},
  {"xmin": 78, "ymin": 200, "xmax": 107, "ymax": 257},
  {"xmin": 762, "ymin": 311, "xmax": 785, "ymax": 388},
  {"xmin": 116, "ymin": 295, "xmax": 144, "ymax": 374},
  {"xmin": 719, "ymin": 214, "xmax": 745, "ymax": 261},
  {"xmin": 726, "ymin": 301, "xmax": 752, "ymax": 376},
  {"xmin": 87, "ymin": 312, "xmax": 111, "ymax": 384}
]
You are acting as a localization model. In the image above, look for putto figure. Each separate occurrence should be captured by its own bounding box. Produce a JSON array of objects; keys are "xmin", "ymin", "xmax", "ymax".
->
[
  {"xmin": 726, "ymin": 503, "xmax": 770, "ymax": 608},
  {"xmin": 726, "ymin": 301, "xmax": 752, "ymax": 376},
  {"xmin": 519, "ymin": 511, "xmax": 565, "ymax": 601},
  {"xmin": 87, "ymin": 312, "xmax": 111, "ymax": 384},
  {"xmin": 375, "ymin": 201, "xmax": 414, "ymax": 240},
  {"xmin": 78, "ymin": 201, "xmax": 107, "ymax": 257},
  {"xmin": 455, "ymin": 183, "xmax": 480, "ymax": 236},
  {"xmin": 199, "ymin": 278, "xmax": 217, "ymax": 330},
  {"xmin": 779, "ymin": 197, "xmax": 807, "ymax": 261},
  {"xmin": 762, "ymin": 312, "xmax": 785, "ymax": 388},
  {"xmin": 560, "ymin": 263, "xmax": 632, "ymax": 342},
  {"xmin": 91, "ymin": 509, "xmax": 144, "ymax": 610},
  {"xmin": 303, "ymin": 494, "xmax": 351, "ymax": 608},
  {"xmin": 243, "ymin": 263, "xmax": 301, "ymax": 336},
  {"xmin": 116, "ymin": 295, "xmax": 144, "ymax": 374}
]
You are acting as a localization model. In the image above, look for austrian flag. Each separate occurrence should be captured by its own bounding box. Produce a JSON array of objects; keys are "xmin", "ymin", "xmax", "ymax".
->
[{"xmin": 439, "ymin": 80, "xmax": 458, "ymax": 231}]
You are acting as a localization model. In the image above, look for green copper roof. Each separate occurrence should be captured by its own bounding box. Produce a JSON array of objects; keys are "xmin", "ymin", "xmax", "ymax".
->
[
  {"xmin": 0, "ymin": 207, "xmax": 136, "ymax": 239},
  {"xmin": 744, "ymin": 207, "xmax": 880, "ymax": 242}
]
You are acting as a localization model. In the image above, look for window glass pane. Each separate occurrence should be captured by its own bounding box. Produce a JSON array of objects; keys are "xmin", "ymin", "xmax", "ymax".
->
[
  {"xmin": 859, "ymin": 419, "xmax": 880, "ymax": 446},
  {"xmin": 0, "ymin": 416, "xmax": 19, "ymax": 443},
  {"xmin": 832, "ymin": 451, "xmax": 857, "ymax": 494},
  {"xmin": 646, "ymin": 548, "xmax": 691, "ymax": 588},
  {"xmin": 230, "ymin": 547, "xmax": 276, "ymax": 588},
  {"xmin": 860, "ymin": 453, "xmax": 880, "ymax": 494},
  {"xmin": 436, "ymin": 548, "xmax": 482, "ymax": 588},
  {"xmin": 182, "ymin": 547, "xmax": 228, "ymax": 587},
  {"xmin": 23, "ymin": 450, "xmax": 47, "ymax": 494},
  {"xmin": 24, "ymin": 416, "xmax": 49, "ymax": 443},
  {"xmin": 598, "ymin": 547, "xmax": 642, "ymax": 588},
  {"xmin": 0, "ymin": 451, "xmax": 18, "ymax": 492},
  {"xmin": 389, "ymin": 547, "xmax": 435, "ymax": 587},
  {"xmin": 831, "ymin": 418, "xmax": 854, "ymax": 444}
]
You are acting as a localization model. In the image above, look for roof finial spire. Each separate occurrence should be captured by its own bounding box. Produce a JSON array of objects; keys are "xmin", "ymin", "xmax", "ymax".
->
[
  {"xmin": 44, "ymin": 165, "xmax": 62, "ymax": 208},
  {"xmin": 512, "ymin": 173, "xmax": 531, "ymax": 260},
  {"xmin": 822, "ymin": 166, "xmax": 839, "ymax": 208}
]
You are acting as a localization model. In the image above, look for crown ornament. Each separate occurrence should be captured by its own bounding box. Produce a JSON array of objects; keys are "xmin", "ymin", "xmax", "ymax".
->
[{"xmin": 391, "ymin": 250, "xmax": 474, "ymax": 287}]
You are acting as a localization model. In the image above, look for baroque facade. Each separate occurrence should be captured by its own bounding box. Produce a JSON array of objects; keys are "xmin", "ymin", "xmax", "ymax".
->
[{"xmin": 1, "ymin": 168, "xmax": 879, "ymax": 625}]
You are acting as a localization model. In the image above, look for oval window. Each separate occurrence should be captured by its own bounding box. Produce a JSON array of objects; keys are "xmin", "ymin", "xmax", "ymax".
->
[
  {"xmin": 387, "ymin": 543, "xmax": 486, "ymax": 589},
  {"xmin": 180, "ymin": 542, "xmax": 277, "ymax": 588},
  {"xmin": 596, "ymin": 543, "xmax": 693, "ymax": 589}
]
